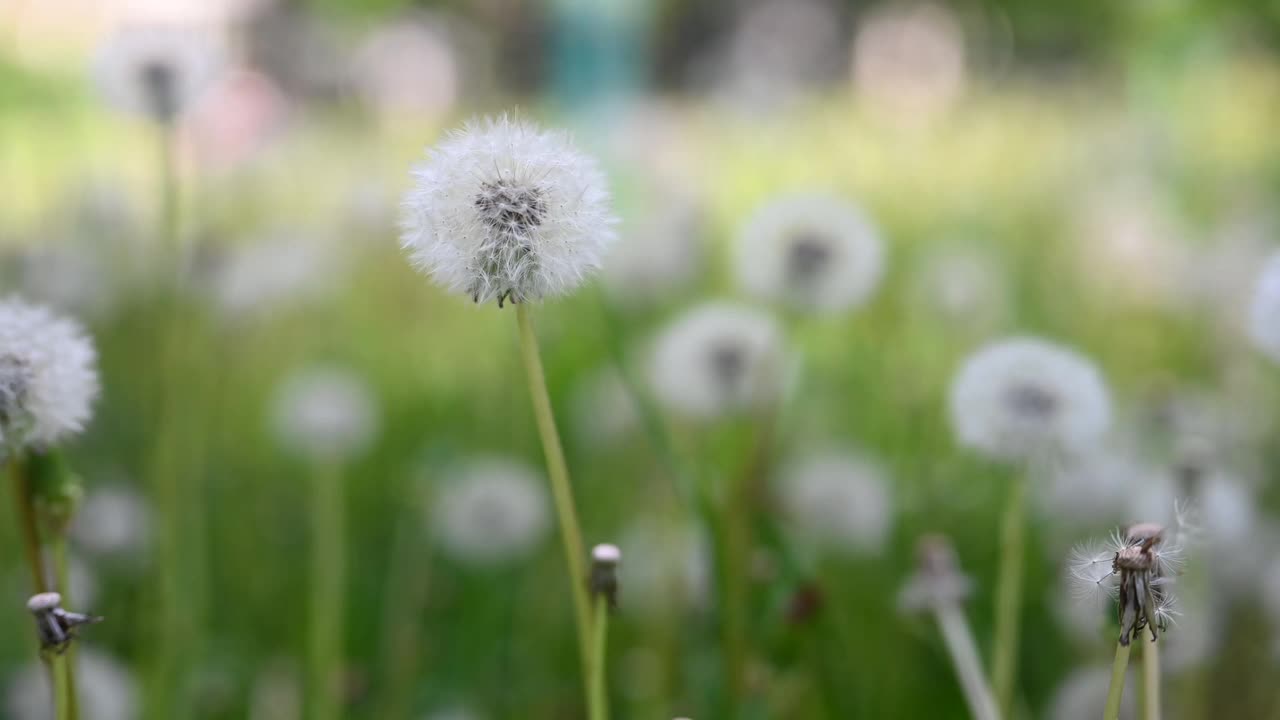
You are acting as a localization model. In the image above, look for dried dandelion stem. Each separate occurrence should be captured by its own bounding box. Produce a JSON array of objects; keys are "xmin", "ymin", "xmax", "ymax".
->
[
  {"xmin": 1104, "ymin": 640, "xmax": 1132, "ymax": 720},
  {"xmin": 991, "ymin": 477, "xmax": 1027, "ymax": 717},
  {"xmin": 516, "ymin": 304, "xmax": 592, "ymax": 686},
  {"xmin": 1140, "ymin": 638, "xmax": 1160, "ymax": 720},
  {"xmin": 935, "ymin": 604, "xmax": 1001, "ymax": 720},
  {"xmin": 308, "ymin": 460, "xmax": 345, "ymax": 720}
]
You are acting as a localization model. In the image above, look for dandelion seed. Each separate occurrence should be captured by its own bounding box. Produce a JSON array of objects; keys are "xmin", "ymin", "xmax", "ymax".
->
[
  {"xmin": 93, "ymin": 25, "xmax": 226, "ymax": 123},
  {"xmin": 648, "ymin": 302, "xmax": 786, "ymax": 419},
  {"xmin": 270, "ymin": 367, "xmax": 379, "ymax": 462},
  {"xmin": 400, "ymin": 116, "xmax": 617, "ymax": 306},
  {"xmin": 734, "ymin": 194, "xmax": 884, "ymax": 314},
  {"xmin": 776, "ymin": 450, "xmax": 893, "ymax": 555},
  {"xmin": 429, "ymin": 457, "xmax": 551, "ymax": 567},
  {"xmin": 4, "ymin": 649, "xmax": 138, "ymax": 720},
  {"xmin": 0, "ymin": 298, "xmax": 99, "ymax": 454},
  {"xmin": 949, "ymin": 337, "xmax": 1111, "ymax": 462}
]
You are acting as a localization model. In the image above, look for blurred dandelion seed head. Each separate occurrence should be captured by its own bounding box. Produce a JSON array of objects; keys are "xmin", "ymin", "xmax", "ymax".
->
[
  {"xmin": 93, "ymin": 25, "xmax": 225, "ymax": 123},
  {"xmin": 949, "ymin": 337, "xmax": 1110, "ymax": 462},
  {"xmin": 5, "ymin": 649, "xmax": 138, "ymax": 720},
  {"xmin": 0, "ymin": 298, "xmax": 99, "ymax": 452},
  {"xmin": 430, "ymin": 457, "xmax": 550, "ymax": 566},
  {"xmin": 648, "ymin": 303, "xmax": 785, "ymax": 419},
  {"xmin": 898, "ymin": 534, "xmax": 972, "ymax": 612},
  {"xmin": 735, "ymin": 195, "xmax": 885, "ymax": 314},
  {"xmin": 71, "ymin": 485, "xmax": 152, "ymax": 561},
  {"xmin": 401, "ymin": 116, "xmax": 617, "ymax": 306},
  {"xmin": 270, "ymin": 368, "xmax": 379, "ymax": 461},
  {"xmin": 777, "ymin": 450, "xmax": 894, "ymax": 555},
  {"xmin": 1247, "ymin": 250, "xmax": 1280, "ymax": 364},
  {"xmin": 570, "ymin": 366, "xmax": 640, "ymax": 449}
]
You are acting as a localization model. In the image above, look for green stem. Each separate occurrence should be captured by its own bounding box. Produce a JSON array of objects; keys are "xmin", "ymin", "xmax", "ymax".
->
[
  {"xmin": 515, "ymin": 304, "xmax": 592, "ymax": 695},
  {"xmin": 1104, "ymin": 641, "xmax": 1133, "ymax": 720},
  {"xmin": 52, "ymin": 535, "xmax": 79, "ymax": 720},
  {"xmin": 7, "ymin": 453, "xmax": 47, "ymax": 593},
  {"xmin": 308, "ymin": 460, "xmax": 345, "ymax": 720},
  {"xmin": 935, "ymin": 604, "xmax": 1001, "ymax": 720},
  {"xmin": 1140, "ymin": 638, "xmax": 1159, "ymax": 720},
  {"xmin": 53, "ymin": 655, "xmax": 70, "ymax": 720},
  {"xmin": 991, "ymin": 477, "xmax": 1027, "ymax": 718},
  {"xmin": 588, "ymin": 594, "xmax": 610, "ymax": 720},
  {"xmin": 376, "ymin": 499, "xmax": 434, "ymax": 720}
]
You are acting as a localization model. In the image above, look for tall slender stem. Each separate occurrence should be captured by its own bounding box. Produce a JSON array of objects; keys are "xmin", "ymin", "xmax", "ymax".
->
[
  {"xmin": 515, "ymin": 305, "xmax": 592, "ymax": 690},
  {"xmin": 588, "ymin": 595, "xmax": 610, "ymax": 720},
  {"xmin": 52, "ymin": 655, "xmax": 70, "ymax": 720},
  {"xmin": 935, "ymin": 604, "xmax": 1001, "ymax": 720},
  {"xmin": 1140, "ymin": 638, "xmax": 1159, "ymax": 720},
  {"xmin": 52, "ymin": 535, "xmax": 80, "ymax": 720},
  {"xmin": 1104, "ymin": 641, "xmax": 1133, "ymax": 720},
  {"xmin": 7, "ymin": 453, "xmax": 47, "ymax": 593},
  {"xmin": 991, "ymin": 476, "xmax": 1027, "ymax": 717},
  {"xmin": 377, "ymin": 501, "xmax": 434, "ymax": 720},
  {"xmin": 308, "ymin": 460, "xmax": 345, "ymax": 720}
]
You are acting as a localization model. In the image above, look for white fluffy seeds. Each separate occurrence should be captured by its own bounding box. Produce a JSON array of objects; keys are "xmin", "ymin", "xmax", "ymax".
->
[
  {"xmin": 401, "ymin": 116, "xmax": 617, "ymax": 306},
  {"xmin": 430, "ymin": 457, "xmax": 550, "ymax": 566},
  {"xmin": 270, "ymin": 367, "xmax": 379, "ymax": 461},
  {"xmin": 93, "ymin": 25, "xmax": 225, "ymax": 123},
  {"xmin": 775, "ymin": 450, "xmax": 894, "ymax": 555}
]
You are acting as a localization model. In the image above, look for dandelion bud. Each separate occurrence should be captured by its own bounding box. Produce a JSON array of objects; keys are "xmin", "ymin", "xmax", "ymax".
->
[
  {"xmin": 401, "ymin": 116, "xmax": 617, "ymax": 306},
  {"xmin": 589, "ymin": 543, "xmax": 621, "ymax": 609},
  {"xmin": 0, "ymin": 298, "xmax": 99, "ymax": 454},
  {"xmin": 26, "ymin": 591, "xmax": 103, "ymax": 653}
]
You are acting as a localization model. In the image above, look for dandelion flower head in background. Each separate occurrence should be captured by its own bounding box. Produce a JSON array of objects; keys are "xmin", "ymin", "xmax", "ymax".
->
[
  {"xmin": 776, "ymin": 450, "xmax": 894, "ymax": 555},
  {"xmin": 401, "ymin": 116, "xmax": 617, "ymax": 306},
  {"xmin": 949, "ymin": 337, "xmax": 1111, "ymax": 462},
  {"xmin": 1248, "ymin": 250, "xmax": 1280, "ymax": 363},
  {"xmin": 93, "ymin": 25, "xmax": 226, "ymax": 123},
  {"xmin": 5, "ymin": 649, "xmax": 139, "ymax": 720},
  {"xmin": 648, "ymin": 302, "xmax": 786, "ymax": 419},
  {"xmin": 70, "ymin": 485, "xmax": 152, "ymax": 562},
  {"xmin": 270, "ymin": 367, "xmax": 380, "ymax": 461},
  {"xmin": 898, "ymin": 534, "xmax": 972, "ymax": 613},
  {"xmin": 1046, "ymin": 665, "xmax": 1135, "ymax": 720},
  {"xmin": 430, "ymin": 456, "xmax": 550, "ymax": 566},
  {"xmin": 0, "ymin": 297, "xmax": 99, "ymax": 453},
  {"xmin": 735, "ymin": 194, "xmax": 885, "ymax": 314},
  {"xmin": 570, "ymin": 366, "xmax": 641, "ymax": 449}
]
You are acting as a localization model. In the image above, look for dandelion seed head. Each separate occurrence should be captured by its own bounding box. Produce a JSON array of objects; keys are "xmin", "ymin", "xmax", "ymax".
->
[
  {"xmin": 776, "ymin": 450, "xmax": 893, "ymax": 555},
  {"xmin": 93, "ymin": 26, "xmax": 225, "ymax": 123},
  {"xmin": 0, "ymin": 298, "xmax": 99, "ymax": 452},
  {"xmin": 898, "ymin": 534, "xmax": 972, "ymax": 612},
  {"xmin": 948, "ymin": 337, "xmax": 1111, "ymax": 462},
  {"xmin": 430, "ymin": 457, "xmax": 550, "ymax": 567},
  {"xmin": 1248, "ymin": 251, "xmax": 1280, "ymax": 363},
  {"xmin": 648, "ymin": 302, "xmax": 786, "ymax": 419},
  {"xmin": 270, "ymin": 367, "xmax": 379, "ymax": 461},
  {"xmin": 400, "ymin": 116, "xmax": 617, "ymax": 306},
  {"xmin": 5, "ymin": 649, "xmax": 138, "ymax": 720},
  {"xmin": 70, "ymin": 485, "xmax": 152, "ymax": 561},
  {"xmin": 734, "ymin": 194, "xmax": 885, "ymax": 314}
]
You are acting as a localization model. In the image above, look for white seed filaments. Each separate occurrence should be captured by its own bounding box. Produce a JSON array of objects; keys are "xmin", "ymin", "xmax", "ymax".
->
[
  {"xmin": 401, "ymin": 116, "xmax": 617, "ymax": 307},
  {"xmin": 1069, "ymin": 522, "xmax": 1185, "ymax": 646},
  {"xmin": 429, "ymin": 457, "xmax": 551, "ymax": 567}
]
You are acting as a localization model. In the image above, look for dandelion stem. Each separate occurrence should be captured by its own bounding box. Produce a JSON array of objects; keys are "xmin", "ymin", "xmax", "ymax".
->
[
  {"xmin": 52, "ymin": 654, "xmax": 70, "ymax": 720},
  {"xmin": 1140, "ymin": 637, "xmax": 1159, "ymax": 720},
  {"xmin": 515, "ymin": 304, "xmax": 593, "ymax": 693},
  {"xmin": 991, "ymin": 476, "xmax": 1027, "ymax": 718},
  {"xmin": 935, "ymin": 603, "xmax": 1002, "ymax": 720},
  {"xmin": 308, "ymin": 460, "xmax": 345, "ymax": 720},
  {"xmin": 1104, "ymin": 640, "xmax": 1132, "ymax": 720},
  {"xmin": 52, "ymin": 535, "xmax": 80, "ymax": 720},
  {"xmin": 7, "ymin": 452, "xmax": 47, "ymax": 593},
  {"xmin": 588, "ymin": 594, "xmax": 610, "ymax": 720}
]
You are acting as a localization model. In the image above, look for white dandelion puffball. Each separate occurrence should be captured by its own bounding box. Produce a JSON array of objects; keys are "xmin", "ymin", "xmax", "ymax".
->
[
  {"xmin": 735, "ymin": 194, "xmax": 885, "ymax": 314},
  {"xmin": 430, "ymin": 457, "xmax": 550, "ymax": 566},
  {"xmin": 949, "ymin": 337, "xmax": 1111, "ymax": 462},
  {"xmin": 618, "ymin": 518, "xmax": 711, "ymax": 616},
  {"xmin": 1046, "ymin": 666, "xmax": 1135, "ymax": 720},
  {"xmin": 70, "ymin": 485, "xmax": 152, "ymax": 560},
  {"xmin": 270, "ymin": 368, "xmax": 379, "ymax": 461},
  {"xmin": 209, "ymin": 232, "xmax": 341, "ymax": 321},
  {"xmin": 648, "ymin": 302, "xmax": 786, "ymax": 419},
  {"xmin": 910, "ymin": 245, "xmax": 1008, "ymax": 329},
  {"xmin": 1248, "ymin": 251, "xmax": 1280, "ymax": 363},
  {"xmin": 0, "ymin": 297, "xmax": 99, "ymax": 452},
  {"xmin": 5, "ymin": 649, "xmax": 139, "ymax": 720},
  {"xmin": 776, "ymin": 451, "xmax": 893, "ymax": 555},
  {"xmin": 401, "ymin": 116, "xmax": 617, "ymax": 306},
  {"xmin": 600, "ymin": 199, "xmax": 705, "ymax": 305},
  {"xmin": 570, "ymin": 366, "xmax": 640, "ymax": 448},
  {"xmin": 93, "ymin": 25, "xmax": 225, "ymax": 122}
]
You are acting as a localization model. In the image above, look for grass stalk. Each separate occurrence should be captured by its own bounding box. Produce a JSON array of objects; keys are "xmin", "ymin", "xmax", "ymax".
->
[
  {"xmin": 514, "ymin": 304, "xmax": 592, "ymax": 694},
  {"xmin": 991, "ymin": 476, "xmax": 1027, "ymax": 717},
  {"xmin": 308, "ymin": 460, "xmax": 345, "ymax": 720},
  {"xmin": 52, "ymin": 535, "xmax": 79, "ymax": 720},
  {"xmin": 588, "ymin": 594, "xmax": 611, "ymax": 720},
  {"xmin": 1140, "ymin": 638, "xmax": 1159, "ymax": 720},
  {"xmin": 7, "ymin": 453, "xmax": 47, "ymax": 593},
  {"xmin": 1104, "ymin": 641, "xmax": 1133, "ymax": 720},
  {"xmin": 935, "ymin": 604, "xmax": 1001, "ymax": 720}
]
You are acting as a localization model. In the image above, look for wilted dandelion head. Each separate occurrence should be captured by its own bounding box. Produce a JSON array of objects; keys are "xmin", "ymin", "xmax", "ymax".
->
[
  {"xmin": 430, "ymin": 457, "xmax": 550, "ymax": 567},
  {"xmin": 1248, "ymin": 251, "xmax": 1280, "ymax": 364},
  {"xmin": 1047, "ymin": 665, "xmax": 1135, "ymax": 720},
  {"xmin": 898, "ymin": 534, "xmax": 972, "ymax": 612},
  {"xmin": 1068, "ymin": 519, "xmax": 1185, "ymax": 646},
  {"xmin": 400, "ymin": 116, "xmax": 617, "ymax": 307},
  {"xmin": 949, "ymin": 337, "xmax": 1111, "ymax": 462},
  {"xmin": 70, "ymin": 485, "xmax": 152, "ymax": 561},
  {"xmin": 270, "ymin": 367, "xmax": 379, "ymax": 461},
  {"xmin": 93, "ymin": 25, "xmax": 225, "ymax": 123},
  {"xmin": 648, "ymin": 302, "xmax": 786, "ymax": 419},
  {"xmin": 735, "ymin": 194, "xmax": 884, "ymax": 314},
  {"xmin": 776, "ymin": 450, "xmax": 893, "ymax": 555},
  {"xmin": 0, "ymin": 297, "xmax": 99, "ymax": 453},
  {"xmin": 5, "ymin": 649, "xmax": 138, "ymax": 720}
]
